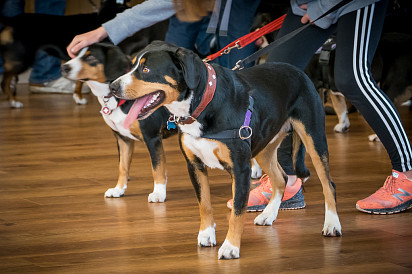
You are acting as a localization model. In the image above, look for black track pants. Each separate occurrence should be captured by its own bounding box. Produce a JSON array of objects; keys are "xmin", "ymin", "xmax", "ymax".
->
[{"xmin": 267, "ymin": 0, "xmax": 412, "ymax": 174}]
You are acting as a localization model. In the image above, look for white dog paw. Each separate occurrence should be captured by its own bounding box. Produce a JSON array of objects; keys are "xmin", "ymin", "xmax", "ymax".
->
[
  {"xmin": 105, "ymin": 186, "xmax": 126, "ymax": 198},
  {"xmin": 254, "ymin": 212, "xmax": 276, "ymax": 226},
  {"xmin": 148, "ymin": 182, "xmax": 166, "ymax": 203},
  {"xmin": 251, "ymin": 158, "xmax": 262, "ymax": 179},
  {"xmin": 147, "ymin": 191, "xmax": 166, "ymax": 203},
  {"xmin": 11, "ymin": 100, "xmax": 23, "ymax": 108},
  {"xmin": 198, "ymin": 225, "xmax": 216, "ymax": 247},
  {"xmin": 218, "ymin": 240, "xmax": 239, "ymax": 259},
  {"xmin": 334, "ymin": 122, "xmax": 349, "ymax": 133},
  {"xmin": 322, "ymin": 224, "xmax": 342, "ymax": 237},
  {"xmin": 322, "ymin": 208, "xmax": 342, "ymax": 236},
  {"xmin": 368, "ymin": 134, "xmax": 380, "ymax": 142},
  {"xmin": 73, "ymin": 94, "xmax": 87, "ymax": 105}
]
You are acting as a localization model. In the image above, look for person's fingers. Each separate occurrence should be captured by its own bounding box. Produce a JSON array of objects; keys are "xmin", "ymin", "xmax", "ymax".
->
[
  {"xmin": 67, "ymin": 36, "xmax": 82, "ymax": 58},
  {"xmin": 301, "ymin": 13, "xmax": 312, "ymax": 24},
  {"xmin": 299, "ymin": 3, "xmax": 308, "ymax": 10},
  {"xmin": 70, "ymin": 40, "xmax": 86, "ymax": 58},
  {"xmin": 67, "ymin": 28, "xmax": 107, "ymax": 59}
]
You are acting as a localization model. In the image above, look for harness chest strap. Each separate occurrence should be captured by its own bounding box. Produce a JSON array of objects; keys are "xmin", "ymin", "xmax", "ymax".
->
[{"xmin": 202, "ymin": 96, "xmax": 254, "ymax": 143}]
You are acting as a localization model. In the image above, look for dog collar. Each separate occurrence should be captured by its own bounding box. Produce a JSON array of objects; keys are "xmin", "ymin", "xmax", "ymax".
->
[{"xmin": 170, "ymin": 63, "xmax": 217, "ymax": 126}]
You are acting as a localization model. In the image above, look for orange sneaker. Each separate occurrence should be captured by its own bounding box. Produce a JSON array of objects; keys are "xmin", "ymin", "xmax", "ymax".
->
[
  {"xmin": 227, "ymin": 174, "xmax": 305, "ymax": 212},
  {"xmin": 356, "ymin": 170, "xmax": 412, "ymax": 214}
]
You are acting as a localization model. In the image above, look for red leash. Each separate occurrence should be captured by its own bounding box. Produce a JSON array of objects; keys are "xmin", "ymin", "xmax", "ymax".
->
[{"xmin": 203, "ymin": 14, "xmax": 286, "ymax": 62}]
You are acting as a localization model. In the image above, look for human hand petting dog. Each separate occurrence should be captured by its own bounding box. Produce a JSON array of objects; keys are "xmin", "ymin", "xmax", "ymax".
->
[{"xmin": 67, "ymin": 27, "xmax": 108, "ymax": 58}]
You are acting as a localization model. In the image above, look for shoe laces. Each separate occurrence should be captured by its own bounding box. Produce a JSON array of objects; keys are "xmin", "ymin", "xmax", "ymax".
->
[
  {"xmin": 379, "ymin": 176, "xmax": 398, "ymax": 195},
  {"xmin": 251, "ymin": 174, "xmax": 272, "ymax": 193}
]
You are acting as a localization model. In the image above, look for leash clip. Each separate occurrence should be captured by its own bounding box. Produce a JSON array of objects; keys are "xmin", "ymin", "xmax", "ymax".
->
[
  {"xmin": 239, "ymin": 125, "xmax": 252, "ymax": 140},
  {"xmin": 232, "ymin": 60, "xmax": 244, "ymax": 71},
  {"xmin": 222, "ymin": 41, "xmax": 241, "ymax": 55}
]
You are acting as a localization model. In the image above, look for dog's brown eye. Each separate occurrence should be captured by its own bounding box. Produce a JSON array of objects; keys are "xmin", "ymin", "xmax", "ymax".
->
[{"xmin": 142, "ymin": 66, "xmax": 150, "ymax": 73}]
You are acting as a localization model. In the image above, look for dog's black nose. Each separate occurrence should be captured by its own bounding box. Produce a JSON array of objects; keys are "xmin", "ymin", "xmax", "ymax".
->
[
  {"xmin": 61, "ymin": 64, "xmax": 71, "ymax": 75},
  {"xmin": 109, "ymin": 81, "xmax": 121, "ymax": 97}
]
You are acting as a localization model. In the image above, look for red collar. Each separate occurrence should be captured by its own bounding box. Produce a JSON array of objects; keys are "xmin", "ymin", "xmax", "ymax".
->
[{"xmin": 176, "ymin": 63, "xmax": 217, "ymax": 125}]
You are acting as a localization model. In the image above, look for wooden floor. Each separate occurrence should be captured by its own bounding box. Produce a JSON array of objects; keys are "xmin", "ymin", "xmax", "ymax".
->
[{"xmin": 0, "ymin": 84, "xmax": 411, "ymax": 273}]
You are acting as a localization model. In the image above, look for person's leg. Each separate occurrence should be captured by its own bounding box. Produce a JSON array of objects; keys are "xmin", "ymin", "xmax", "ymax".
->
[
  {"xmin": 1, "ymin": 0, "xmax": 24, "ymax": 17},
  {"xmin": 165, "ymin": 15, "xmax": 213, "ymax": 51},
  {"xmin": 333, "ymin": 0, "xmax": 412, "ymax": 213},
  {"xmin": 216, "ymin": 0, "xmax": 261, "ymax": 68},
  {"xmin": 29, "ymin": 0, "xmax": 69, "ymax": 90}
]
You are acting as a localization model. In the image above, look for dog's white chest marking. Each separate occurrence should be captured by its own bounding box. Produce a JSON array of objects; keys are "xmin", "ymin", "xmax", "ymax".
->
[
  {"xmin": 166, "ymin": 95, "xmax": 223, "ymax": 169},
  {"xmin": 183, "ymin": 134, "xmax": 224, "ymax": 170},
  {"xmin": 87, "ymin": 81, "xmax": 138, "ymax": 141}
]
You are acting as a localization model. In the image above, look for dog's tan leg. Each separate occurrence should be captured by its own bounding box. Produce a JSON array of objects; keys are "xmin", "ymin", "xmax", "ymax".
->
[
  {"xmin": 218, "ymin": 208, "xmax": 245, "ymax": 259},
  {"xmin": 292, "ymin": 120, "xmax": 341, "ymax": 236},
  {"xmin": 105, "ymin": 134, "xmax": 135, "ymax": 198},
  {"xmin": 329, "ymin": 90, "xmax": 349, "ymax": 133},
  {"xmin": 73, "ymin": 81, "xmax": 87, "ymax": 105},
  {"xmin": 253, "ymin": 131, "xmax": 288, "ymax": 226},
  {"xmin": 1, "ymin": 73, "xmax": 23, "ymax": 108}
]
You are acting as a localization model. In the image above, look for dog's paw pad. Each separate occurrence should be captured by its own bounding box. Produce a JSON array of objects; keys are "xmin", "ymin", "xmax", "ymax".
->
[
  {"xmin": 148, "ymin": 191, "xmax": 166, "ymax": 203},
  {"xmin": 218, "ymin": 240, "xmax": 239, "ymax": 259},
  {"xmin": 104, "ymin": 187, "xmax": 125, "ymax": 198},
  {"xmin": 198, "ymin": 225, "xmax": 216, "ymax": 247},
  {"xmin": 254, "ymin": 213, "xmax": 275, "ymax": 226}
]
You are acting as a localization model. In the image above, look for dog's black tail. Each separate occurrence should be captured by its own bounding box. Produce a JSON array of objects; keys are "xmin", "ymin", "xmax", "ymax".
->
[{"xmin": 292, "ymin": 131, "xmax": 311, "ymax": 181}]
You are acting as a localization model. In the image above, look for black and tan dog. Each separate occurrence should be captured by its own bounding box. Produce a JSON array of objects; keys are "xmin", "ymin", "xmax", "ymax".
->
[
  {"xmin": 61, "ymin": 43, "xmax": 176, "ymax": 202},
  {"xmin": 109, "ymin": 41, "xmax": 342, "ymax": 259}
]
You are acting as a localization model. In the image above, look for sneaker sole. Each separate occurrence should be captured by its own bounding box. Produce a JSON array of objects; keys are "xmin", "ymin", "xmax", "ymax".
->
[
  {"xmin": 227, "ymin": 187, "xmax": 306, "ymax": 212},
  {"xmin": 244, "ymin": 202, "xmax": 306, "ymax": 212},
  {"xmin": 356, "ymin": 200, "xmax": 412, "ymax": 214},
  {"xmin": 227, "ymin": 201, "xmax": 306, "ymax": 212}
]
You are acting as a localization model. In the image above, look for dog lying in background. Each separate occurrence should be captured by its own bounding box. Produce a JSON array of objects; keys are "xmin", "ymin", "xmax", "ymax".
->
[
  {"xmin": 110, "ymin": 41, "xmax": 341, "ymax": 259},
  {"xmin": 62, "ymin": 43, "xmax": 177, "ymax": 202}
]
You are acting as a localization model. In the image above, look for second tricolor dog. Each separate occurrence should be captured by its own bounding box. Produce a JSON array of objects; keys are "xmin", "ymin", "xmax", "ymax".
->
[
  {"xmin": 62, "ymin": 43, "xmax": 177, "ymax": 202},
  {"xmin": 110, "ymin": 41, "xmax": 342, "ymax": 259}
]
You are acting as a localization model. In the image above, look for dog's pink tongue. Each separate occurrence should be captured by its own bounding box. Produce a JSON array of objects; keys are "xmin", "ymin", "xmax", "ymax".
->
[{"xmin": 123, "ymin": 96, "xmax": 151, "ymax": 129}]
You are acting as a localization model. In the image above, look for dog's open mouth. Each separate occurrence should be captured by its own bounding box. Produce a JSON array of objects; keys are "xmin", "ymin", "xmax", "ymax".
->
[{"xmin": 123, "ymin": 90, "xmax": 165, "ymax": 129}]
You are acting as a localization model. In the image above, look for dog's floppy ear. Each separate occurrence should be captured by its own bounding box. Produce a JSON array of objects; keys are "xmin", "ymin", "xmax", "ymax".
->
[
  {"xmin": 174, "ymin": 47, "xmax": 204, "ymax": 90},
  {"xmin": 101, "ymin": 44, "xmax": 131, "ymax": 82}
]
